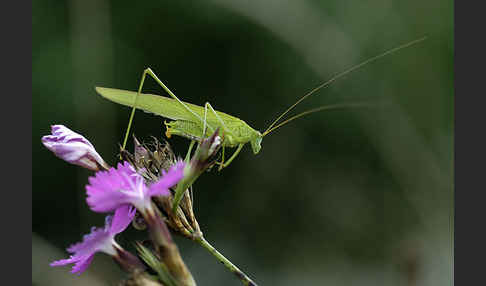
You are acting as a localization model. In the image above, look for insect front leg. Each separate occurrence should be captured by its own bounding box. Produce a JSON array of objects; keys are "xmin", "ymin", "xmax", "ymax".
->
[
  {"xmin": 220, "ymin": 145, "xmax": 225, "ymax": 166},
  {"xmin": 204, "ymin": 102, "xmax": 240, "ymax": 169},
  {"xmin": 204, "ymin": 102, "xmax": 248, "ymax": 170},
  {"xmin": 203, "ymin": 101, "xmax": 210, "ymax": 138},
  {"xmin": 218, "ymin": 144, "xmax": 244, "ymax": 171},
  {"xmin": 202, "ymin": 102, "xmax": 227, "ymax": 167}
]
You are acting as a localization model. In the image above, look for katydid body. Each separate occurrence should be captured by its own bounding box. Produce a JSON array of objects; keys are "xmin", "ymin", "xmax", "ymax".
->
[
  {"xmin": 96, "ymin": 86, "xmax": 263, "ymax": 154},
  {"xmin": 95, "ymin": 37, "xmax": 426, "ymax": 170}
]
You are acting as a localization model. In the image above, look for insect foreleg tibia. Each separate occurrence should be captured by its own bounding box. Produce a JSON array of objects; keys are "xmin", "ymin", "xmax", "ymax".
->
[
  {"xmin": 203, "ymin": 102, "xmax": 209, "ymax": 137},
  {"xmin": 220, "ymin": 145, "xmax": 225, "ymax": 166},
  {"xmin": 204, "ymin": 102, "xmax": 245, "ymax": 170},
  {"xmin": 201, "ymin": 102, "xmax": 223, "ymax": 137},
  {"xmin": 217, "ymin": 143, "xmax": 244, "ymax": 171}
]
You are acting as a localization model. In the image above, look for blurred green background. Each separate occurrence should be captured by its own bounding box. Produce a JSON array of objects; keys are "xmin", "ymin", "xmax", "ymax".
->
[{"xmin": 33, "ymin": 0, "xmax": 453, "ymax": 285}]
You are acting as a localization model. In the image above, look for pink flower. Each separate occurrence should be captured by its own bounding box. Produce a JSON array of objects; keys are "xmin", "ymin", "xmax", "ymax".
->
[
  {"xmin": 42, "ymin": 125, "xmax": 109, "ymax": 171},
  {"xmin": 86, "ymin": 161, "xmax": 185, "ymax": 215},
  {"xmin": 50, "ymin": 206, "xmax": 135, "ymax": 275}
]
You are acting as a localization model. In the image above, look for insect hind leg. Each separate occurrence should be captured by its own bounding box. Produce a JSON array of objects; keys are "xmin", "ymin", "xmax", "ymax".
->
[
  {"xmin": 121, "ymin": 68, "xmax": 150, "ymax": 153},
  {"xmin": 144, "ymin": 68, "xmax": 217, "ymax": 133}
]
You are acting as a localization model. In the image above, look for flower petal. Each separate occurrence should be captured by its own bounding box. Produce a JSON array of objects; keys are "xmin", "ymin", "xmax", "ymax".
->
[
  {"xmin": 86, "ymin": 162, "xmax": 144, "ymax": 212},
  {"xmin": 71, "ymin": 254, "xmax": 95, "ymax": 275},
  {"xmin": 50, "ymin": 256, "xmax": 79, "ymax": 267},
  {"xmin": 51, "ymin": 253, "xmax": 94, "ymax": 275},
  {"xmin": 110, "ymin": 205, "xmax": 136, "ymax": 235},
  {"xmin": 66, "ymin": 227, "xmax": 109, "ymax": 256},
  {"xmin": 50, "ymin": 211, "xmax": 137, "ymax": 275},
  {"xmin": 147, "ymin": 161, "xmax": 185, "ymax": 197}
]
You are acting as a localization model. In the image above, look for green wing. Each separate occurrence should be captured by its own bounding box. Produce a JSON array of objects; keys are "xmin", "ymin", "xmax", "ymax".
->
[{"xmin": 95, "ymin": 87, "xmax": 242, "ymax": 124}]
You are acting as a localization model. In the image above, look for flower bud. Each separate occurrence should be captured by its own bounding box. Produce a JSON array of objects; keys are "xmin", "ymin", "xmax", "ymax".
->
[
  {"xmin": 191, "ymin": 128, "xmax": 222, "ymax": 171},
  {"xmin": 42, "ymin": 125, "xmax": 109, "ymax": 171}
]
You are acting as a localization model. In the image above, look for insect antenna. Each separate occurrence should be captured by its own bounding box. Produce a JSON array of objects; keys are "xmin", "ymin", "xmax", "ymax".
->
[
  {"xmin": 262, "ymin": 102, "xmax": 382, "ymax": 136},
  {"xmin": 262, "ymin": 36, "xmax": 427, "ymax": 136}
]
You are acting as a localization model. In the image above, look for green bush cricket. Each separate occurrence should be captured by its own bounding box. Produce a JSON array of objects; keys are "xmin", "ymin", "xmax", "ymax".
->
[{"xmin": 96, "ymin": 37, "xmax": 426, "ymax": 171}]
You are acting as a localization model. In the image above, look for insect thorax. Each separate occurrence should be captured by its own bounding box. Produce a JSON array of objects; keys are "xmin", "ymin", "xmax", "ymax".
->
[{"xmin": 164, "ymin": 119, "xmax": 257, "ymax": 148}]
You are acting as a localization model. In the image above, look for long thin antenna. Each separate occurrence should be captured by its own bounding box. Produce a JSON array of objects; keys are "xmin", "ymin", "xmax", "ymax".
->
[
  {"xmin": 263, "ymin": 36, "xmax": 427, "ymax": 135},
  {"xmin": 262, "ymin": 102, "xmax": 380, "ymax": 136}
]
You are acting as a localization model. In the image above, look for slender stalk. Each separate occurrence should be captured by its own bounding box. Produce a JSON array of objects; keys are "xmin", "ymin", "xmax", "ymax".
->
[
  {"xmin": 145, "ymin": 209, "xmax": 196, "ymax": 286},
  {"xmin": 195, "ymin": 236, "xmax": 257, "ymax": 286}
]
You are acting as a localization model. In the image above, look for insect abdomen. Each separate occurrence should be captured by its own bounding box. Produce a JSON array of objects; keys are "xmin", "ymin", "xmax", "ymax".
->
[{"xmin": 165, "ymin": 120, "xmax": 205, "ymax": 141}]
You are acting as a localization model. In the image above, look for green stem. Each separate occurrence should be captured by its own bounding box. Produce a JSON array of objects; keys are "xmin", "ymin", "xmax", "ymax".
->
[
  {"xmin": 195, "ymin": 236, "xmax": 257, "ymax": 286},
  {"xmin": 172, "ymin": 173, "xmax": 200, "ymax": 213},
  {"xmin": 172, "ymin": 140, "xmax": 198, "ymax": 212}
]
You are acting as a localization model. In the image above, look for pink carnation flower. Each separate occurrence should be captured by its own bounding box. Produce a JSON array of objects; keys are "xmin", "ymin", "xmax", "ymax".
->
[
  {"xmin": 50, "ymin": 206, "xmax": 135, "ymax": 274},
  {"xmin": 86, "ymin": 161, "xmax": 185, "ymax": 215}
]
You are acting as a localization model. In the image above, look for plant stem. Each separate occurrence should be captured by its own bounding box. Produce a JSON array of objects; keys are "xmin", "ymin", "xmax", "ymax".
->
[
  {"xmin": 145, "ymin": 209, "xmax": 196, "ymax": 286},
  {"xmin": 195, "ymin": 236, "xmax": 257, "ymax": 286}
]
